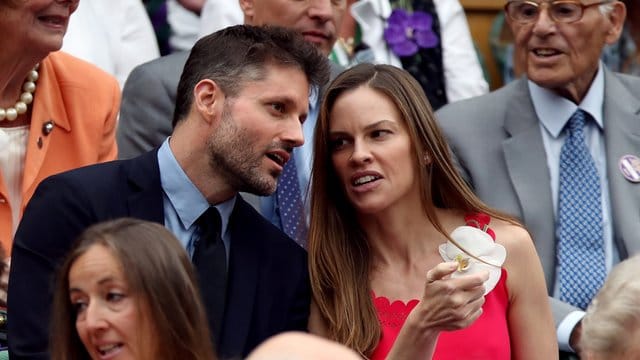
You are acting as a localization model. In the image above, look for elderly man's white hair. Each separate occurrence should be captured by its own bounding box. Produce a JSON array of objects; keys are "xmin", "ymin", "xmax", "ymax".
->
[{"xmin": 580, "ymin": 254, "xmax": 640, "ymax": 358}]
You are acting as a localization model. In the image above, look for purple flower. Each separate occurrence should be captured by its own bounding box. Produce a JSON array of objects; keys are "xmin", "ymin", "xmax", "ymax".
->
[{"xmin": 384, "ymin": 9, "xmax": 439, "ymax": 57}]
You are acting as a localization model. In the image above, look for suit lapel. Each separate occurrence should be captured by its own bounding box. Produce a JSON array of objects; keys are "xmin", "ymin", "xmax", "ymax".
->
[
  {"xmin": 22, "ymin": 59, "xmax": 71, "ymax": 195},
  {"xmin": 124, "ymin": 149, "xmax": 165, "ymax": 222},
  {"xmin": 602, "ymin": 70, "xmax": 640, "ymax": 258},
  {"xmin": 502, "ymin": 79, "xmax": 556, "ymax": 287},
  {"xmin": 220, "ymin": 196, "xmax": 260, "ymax": 356}
]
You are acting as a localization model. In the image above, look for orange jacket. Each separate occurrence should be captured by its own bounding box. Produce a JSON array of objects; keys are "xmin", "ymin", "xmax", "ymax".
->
[{"xmin": 0, "ymin": 51, "xmax": 119, "ymax": 254}]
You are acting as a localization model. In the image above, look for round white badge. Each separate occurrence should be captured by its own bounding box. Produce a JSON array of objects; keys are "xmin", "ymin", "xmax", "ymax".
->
[{"xmin": 618, "ymin": 154, "xmax": 640, "ymax": 183}]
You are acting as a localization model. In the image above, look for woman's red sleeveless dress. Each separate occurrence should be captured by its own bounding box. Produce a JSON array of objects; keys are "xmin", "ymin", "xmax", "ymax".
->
[{"xmin": 370, "ymin": 214, "xmax": 510, "ymax": 359}]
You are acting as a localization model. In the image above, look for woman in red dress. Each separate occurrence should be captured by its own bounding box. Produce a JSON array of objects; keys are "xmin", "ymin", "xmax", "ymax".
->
[{"xmin": 308, "ymin": 63, "xmax": 556, "ymax": 359}]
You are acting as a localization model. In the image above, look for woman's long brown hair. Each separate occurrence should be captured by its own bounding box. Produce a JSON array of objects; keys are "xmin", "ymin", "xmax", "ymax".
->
[
  {"xmin": 50, "ymin": 218, "xmax": 216, "ymax": 360},
  {"xmin": 309, "ymin": 64, "xmax": 518, "ymax": 356}
]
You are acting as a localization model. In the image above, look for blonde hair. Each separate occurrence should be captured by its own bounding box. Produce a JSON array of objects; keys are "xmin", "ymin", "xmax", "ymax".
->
[
  {"xmin": 309, "ymin": 64, "xmax": 518, "ymax": 355},
  {"xmin": 581, "ymin": 255, "xmax": 640, "ymax": 357}
]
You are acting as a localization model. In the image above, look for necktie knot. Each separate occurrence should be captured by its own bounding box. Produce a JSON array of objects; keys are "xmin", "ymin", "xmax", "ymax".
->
[
  {"xmin": 566, "ymin": 109, "xmax": 587, "ymax": 137},
  {"xmin": 196, "ymin": 207, "xmax": 222, "ymax": 248}
]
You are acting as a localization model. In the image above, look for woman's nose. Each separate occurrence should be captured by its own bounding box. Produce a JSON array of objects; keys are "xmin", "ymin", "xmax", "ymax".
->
[
  {"xmin": 349, "ymin": 140, "xmax": 372, "ymax": 165},
  {"xmin": 84, "ymin": 301, "xmax": 108, "ymax": 331}
]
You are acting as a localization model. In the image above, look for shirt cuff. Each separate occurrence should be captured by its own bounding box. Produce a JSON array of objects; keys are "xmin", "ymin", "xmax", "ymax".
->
[{"xmin": 557, "ymin": 310, "xmax": 585, "ymax": 352}]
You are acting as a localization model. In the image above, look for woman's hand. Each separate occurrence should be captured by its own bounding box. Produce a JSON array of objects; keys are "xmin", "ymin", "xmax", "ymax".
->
[{"xmin": 387, "ymin": 262, "xmax": 488, "ymax": 359}]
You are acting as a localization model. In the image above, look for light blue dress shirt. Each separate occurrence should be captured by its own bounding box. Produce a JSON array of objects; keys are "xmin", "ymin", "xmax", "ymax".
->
[
  {"xmin": 260, "ymin": 87, "xmax": 318, "ymax": 229},
  {"xmin": 528, "ymin": 62, "xmax": 619, "ymax": 351},
  {"xmin": 157, "ymin": 139, "xmax": 235, "ymax": 262}
]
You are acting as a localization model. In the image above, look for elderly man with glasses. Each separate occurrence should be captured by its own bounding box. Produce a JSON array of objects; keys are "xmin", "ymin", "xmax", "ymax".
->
[{"xmin": 436, "ymin": 1, "xmax": 639, "ymax": 358}]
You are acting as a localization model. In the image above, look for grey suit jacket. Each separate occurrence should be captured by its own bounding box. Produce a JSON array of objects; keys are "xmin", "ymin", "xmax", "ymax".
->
[
  {"xmin": 436, "ymin": 69, "xmax": 640, "ymax": 326},
  {"xmin": 117, "ymin": 51, "xmax": 188, "ymax": 159}
]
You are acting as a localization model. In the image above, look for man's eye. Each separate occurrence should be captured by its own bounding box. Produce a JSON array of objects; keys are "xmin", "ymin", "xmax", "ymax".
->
[
  {"xmin": 553, "ymin": 4, "xmax": 578, "ymax": 18},
  {"xmin": 271, "ymin": 103, "xmax": 285, "ymax": 113},
  {"xmin": 519, "ymin": 4, "xmax": 538, "ymax": 18}
]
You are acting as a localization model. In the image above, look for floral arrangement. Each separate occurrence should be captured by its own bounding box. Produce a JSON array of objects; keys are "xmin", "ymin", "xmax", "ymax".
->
[
  {"xmin": 382, "ymin": 0, "xmax": 448, "ymax": 110},
  {"xmin": 383, "ymin": 0, "xmax": 439, "ymax": 57},
  {"xmin": 438, "ymin": 213, "xmax": 506, "ymax": 295}
]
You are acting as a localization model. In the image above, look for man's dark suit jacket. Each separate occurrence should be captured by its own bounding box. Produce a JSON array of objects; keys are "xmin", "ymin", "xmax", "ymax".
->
[{"xmin": 7, "ymin": 150, "xmax": 311, "ymax": 360}]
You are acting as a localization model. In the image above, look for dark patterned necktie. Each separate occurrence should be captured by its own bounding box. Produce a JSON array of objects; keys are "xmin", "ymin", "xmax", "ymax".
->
[
  {"xmin": 557, "ymin": 109, "xmax": 606, "ymax": 310},
  {"xmin": 276, "ymin": 155, "xmax": 308, "ymax": 248},
  {"xmin": 193, "ymin": 207, "xmax": 227, "ymax": 344}
]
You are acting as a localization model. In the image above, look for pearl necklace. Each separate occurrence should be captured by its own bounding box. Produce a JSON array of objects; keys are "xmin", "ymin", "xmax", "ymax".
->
[{"xmin": 0, "ymin": 64, "xmax": 39, "ymax": 122}]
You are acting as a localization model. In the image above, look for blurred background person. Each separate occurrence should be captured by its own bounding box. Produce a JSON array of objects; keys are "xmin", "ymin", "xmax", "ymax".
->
[
  {"xmin": 199, "ymin": 0, "xmax": 244, "ymax": 37},
  {"xmin": 143, "ymin": 0, "xmax": 208, "ymax": 55},
  {"xmin": 608, "ymin": 0, "xmax": 640, "ymax": 75},
  {"xmin": 62, "ymin": 0, "xmax": 160, "ymax": 88},
  {"xmin": 308, "ymin": 64, "xmax": 556, "ymax": 359},
  {"xmin": 167, "ymin": 0, "xmax": 204, "ymax": 52},
  {"xmin": 331, "ymin": 0, "xmax": 488, "ymax": 110},
  {"xmin": 144, "ymin": 0, "xmax": 172, "ymax": 55},
  {"xmin": 579, "ymin": 254, "xmax": 640, "ymax": 360},
  {"xmin": 0, "ymin": 0, "xmax": 119, "ymax": 302},
  {"xmin": 623, "ymin": 0, "xmax": 640, "ymax": 73},
  {"xmin": 50, "ymin": 218, "xmax": 215, "ymax": 360}
]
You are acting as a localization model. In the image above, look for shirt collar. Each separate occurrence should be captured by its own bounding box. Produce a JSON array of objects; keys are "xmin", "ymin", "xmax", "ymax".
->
[
  {"xmin": 528, "ymin": 62, "xmax": 605, "ymax": 138},
  {"xmin": 309, "ymin": 86, "xmax": 319, "ymax": 111},
  {"xmin": 158, "ymin": 138, "xmax": 236, "ymax": 234}
]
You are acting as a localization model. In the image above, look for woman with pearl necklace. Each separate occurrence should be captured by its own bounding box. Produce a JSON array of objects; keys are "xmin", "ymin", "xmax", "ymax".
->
[{"xmin": 0, "ymin": 0, "xmax": 119, "ymax": 307}]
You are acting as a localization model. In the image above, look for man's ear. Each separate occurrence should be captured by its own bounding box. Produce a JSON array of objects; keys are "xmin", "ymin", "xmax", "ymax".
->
[
  {"xmin": 605, "ymin": 1, "xmax": 627, "ymax": 45},
  {"xmin": 239, "ymin": 0, "xmax": 255, "ymax": 22},
  {"xmin": 193, "ymin": 79, "xmax": 224, "ymax": 124}
]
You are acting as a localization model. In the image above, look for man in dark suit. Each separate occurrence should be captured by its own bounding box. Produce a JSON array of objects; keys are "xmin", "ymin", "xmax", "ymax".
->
[
  {"xmin": 117, "ymin": 0, "xmax": 346, "ymax": 244},
  {"xmin": 436, "ymin": 1, "xmax": 638, "ymax": 358},
  {"xmin": 7, "ymin": 25, "xmax": 330, "ymax": 360}
]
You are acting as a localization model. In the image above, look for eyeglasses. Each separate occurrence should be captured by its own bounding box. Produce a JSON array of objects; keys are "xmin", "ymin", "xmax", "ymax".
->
[{"xmin": 505, "ymin": 1, "xmax": 613, "ymax": 24}]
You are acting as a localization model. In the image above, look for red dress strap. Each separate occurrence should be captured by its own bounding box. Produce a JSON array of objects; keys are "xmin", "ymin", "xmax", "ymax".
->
[{"xmin": 464, "ymin": 212, "xmax": 496, "ymax": 240}]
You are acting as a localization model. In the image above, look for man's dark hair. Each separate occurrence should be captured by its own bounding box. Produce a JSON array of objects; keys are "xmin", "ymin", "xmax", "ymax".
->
[{"xmin": 172, "ymin": 24, "xmax": 330, "ymax": 127}]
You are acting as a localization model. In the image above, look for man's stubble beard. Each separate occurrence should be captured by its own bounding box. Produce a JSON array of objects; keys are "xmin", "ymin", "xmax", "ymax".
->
[{"xmin": 206, "ymin": 106, "xmax": 278, "ymax": 196}]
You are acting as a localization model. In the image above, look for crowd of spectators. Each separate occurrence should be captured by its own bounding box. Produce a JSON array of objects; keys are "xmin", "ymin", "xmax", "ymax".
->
[{"xmin": 1, "ymin": 1, "xmax": 639, "ymax": 359}]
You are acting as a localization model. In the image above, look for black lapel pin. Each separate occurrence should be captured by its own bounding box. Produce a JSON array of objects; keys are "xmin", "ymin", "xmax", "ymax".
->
[{"xmin": 42, "ymin": 120, "xmax": 54, "ymax": 136}]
